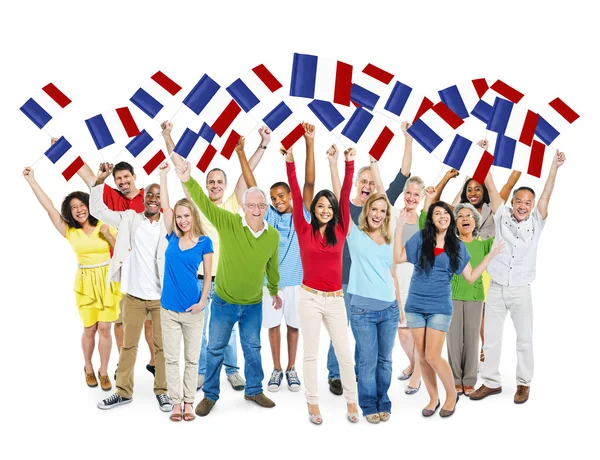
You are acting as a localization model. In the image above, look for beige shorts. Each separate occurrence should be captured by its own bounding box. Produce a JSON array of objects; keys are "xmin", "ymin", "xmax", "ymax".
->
[{"xmin": 114, "ymin": 297, "xmax": 152, "ymax": 324}]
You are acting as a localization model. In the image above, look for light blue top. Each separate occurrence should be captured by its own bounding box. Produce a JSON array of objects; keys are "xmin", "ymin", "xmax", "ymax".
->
[{"xmin": 346, "ymin": 222, "xmax": 395, "ymax": 303}]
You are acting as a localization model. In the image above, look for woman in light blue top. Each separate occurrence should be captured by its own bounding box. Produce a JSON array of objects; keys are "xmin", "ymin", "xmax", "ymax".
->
[{"xmin": 346, "ymin": 192, "xmax": 404, "ymax": 423}]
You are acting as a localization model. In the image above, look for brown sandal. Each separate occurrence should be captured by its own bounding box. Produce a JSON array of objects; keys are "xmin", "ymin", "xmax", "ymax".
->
[
  {"xmin": 170, "ymin": 404, "xmax": 183, "ymax": 422},
  {"xmin": 183, "ymin": 403, "xmax": 196, "ymax": 421}
]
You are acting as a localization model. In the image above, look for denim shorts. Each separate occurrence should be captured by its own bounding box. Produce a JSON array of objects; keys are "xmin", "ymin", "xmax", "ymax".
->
[{"xmin": 405, "ymin": 312, "xmax": 452, "ymax": 332}]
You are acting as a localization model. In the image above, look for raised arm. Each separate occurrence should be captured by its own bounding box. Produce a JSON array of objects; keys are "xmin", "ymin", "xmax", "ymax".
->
[
  {"xmin": 233, "ymin": 126, "xmax": 271, "ymax": 204},
  {"xmin": 393, "ymin": 209, "xmax": 408, "ymax": 263},
  {"xmin": 434, "ymin": 168, "xmax": 459, "ymax": 204},
  {"xmin": 499, "ymin": 170, "xmax": 522, "ymax": 203},
  {"xmin": 339, "ymin": 147, "xmax": 356, "ymax": 234},
  {"xmin": 159, "ymin": 163, "xmax": 174, "ymax": 234},
  {"xmin": 52, "ymin": 136, "xmax": 96, "ymax": 188},
  {"xmin": 536, "ymin": 150, "xmax": 565, "ymax": 220},
  {"xmin": 89, "ymin": 180, "xmax": 124, "ymax": 229},
  {"xmin": 400, "ymin": 121, "xmax": 413, "ymax": 176},
  {"xmin": 302, "ymin": 122, "xmax": 316, "ymax": 210},
  {"xmin": 384, "ymin": 121, "xmax": 414, "ymax": 205},
  {"xmin": 161, "ymin": 121, "xmax": 192, "ymax": 200},
  {"xmin": 327, "ymin": 145, "xmax": 342, "ymax": 200},
  {"xmin": 461, "ymin": 241, "xmax": 504, "ymax": 283},
  {"xmin": 22, "ymin": 167, "xmax": 67, "ymax": 236},
  {"xmin": 283, "ymin": 146, "xmax": 311, "ymax": 234},
  {"xmin": 368, "ymin": 154, "xmax": 386, "ymax": 197},
  {"xmin": 483, "ymin": 170, "xmax": 503, "ymax": 214},
  {"xmin": 234, "ymin": 135, "xmax": 257, "ymax": 188}
]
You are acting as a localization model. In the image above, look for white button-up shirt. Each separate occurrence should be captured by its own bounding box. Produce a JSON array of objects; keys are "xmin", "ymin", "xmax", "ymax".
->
[
  {"xmin": 241, "ymin": 215, "xmax": 269, "ymax": 239},
  {"xmin": 487, "ymin": 204, "xmax": 546, "ymax": 286}
]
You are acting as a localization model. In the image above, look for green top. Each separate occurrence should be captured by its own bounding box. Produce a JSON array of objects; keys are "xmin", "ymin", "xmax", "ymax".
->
[{"xmin": 185, "ymin": 177, "xmax": 279, "ymax": 304}]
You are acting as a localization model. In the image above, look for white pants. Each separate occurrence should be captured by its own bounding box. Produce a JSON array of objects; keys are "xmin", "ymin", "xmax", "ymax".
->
[
  {"xmin": 262, "ymin": 285, "xmax": 300, "ymax": 329},
  {"xmin": 481, "ymin": 282, "xmax": 534, "ymax": 388}
]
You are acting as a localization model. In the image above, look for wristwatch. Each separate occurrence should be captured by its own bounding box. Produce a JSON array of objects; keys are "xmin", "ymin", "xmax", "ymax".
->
[{"xmin": 259, "ymin": 145, "xmax": 268, "ymax": 149}]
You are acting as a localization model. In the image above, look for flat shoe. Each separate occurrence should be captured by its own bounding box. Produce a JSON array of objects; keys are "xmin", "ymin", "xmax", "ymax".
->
[
  {"xmin": 422, "ymin": 400, "xmax": 440, "ymax": 417},
  {"xmin": 397, "ymin": 370, "xmax": 414, "ymax": 381},
  {"xmin": 405, "ymin": 381, "xmax": 421, "ymax": 395},
  {"xmin": 85, "ymin": 367, "xmax": 98, "ymax": 388},
  {"xmin": 366, "ymin": 413, "xmax": 380, "ymax": 424},
  {"xmin": 440, "ymin": 394, "xmax": 459, "ymax": 418}
]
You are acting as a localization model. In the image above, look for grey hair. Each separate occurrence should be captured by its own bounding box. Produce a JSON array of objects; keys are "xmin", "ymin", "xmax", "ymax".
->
[
  {"xmin": 144, "ymin": 183, "xmax": 160, "ymax": 195},
  {"xmin": 242, "ymin": 186, "xmax": 269, "ymax": 205},
  {"xmin": 454, "ymin": 202, "xmax": 481, "ymax": 237},
  {"xmin": 356, "ymin": 165, "xmax": 371, "ymax": 177},
  {"xmin": 402, "ymin": 175, "xmax": 426, "ymax": 193},
  {"xmin": 206, "ymin": 168, "xmax": 228, "ymax": 185}
]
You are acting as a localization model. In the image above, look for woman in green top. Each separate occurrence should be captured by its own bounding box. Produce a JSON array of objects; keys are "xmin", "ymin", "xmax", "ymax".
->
[{"xmin": 448, "ymin": 203, "xmax": 493, "ymax": 396}]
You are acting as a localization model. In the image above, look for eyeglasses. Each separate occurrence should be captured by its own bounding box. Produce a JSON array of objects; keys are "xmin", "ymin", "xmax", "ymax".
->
[
  {"xmin": 245, "ymin": 203, "xmax": 268, "ymax": 210},
  {"xmin": 358, "ymin": 180, "xmax": 375, "ymax": 187},
  {"xmin": 456, "ymin": 214, "xmax": 474, "ymax": 220}
]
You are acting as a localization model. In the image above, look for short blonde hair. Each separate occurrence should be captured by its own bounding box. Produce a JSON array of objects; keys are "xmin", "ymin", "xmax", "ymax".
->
[
  {"xmin": 173, "ymin": 198, "xmax": 206, "ymax": 238},
  {"xmin": 358, "ymin": 193, "xmax": 392, "ymax": 244}
]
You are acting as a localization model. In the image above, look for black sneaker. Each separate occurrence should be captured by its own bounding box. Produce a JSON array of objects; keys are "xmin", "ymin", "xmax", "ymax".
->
[
  {"xmin": 97, "ymin": 393, "xmax": 132, "ymax": 410},
  {"xmin": 156, "ymin": 394, "xmax": 173, "ymax": 412},
  {"xmin": 328, "ymin": 378, "xmax": 343, "ymax": 395},
  {"xmin": 146, "ymin": 364, "xmax": 156, "ymax": 376}
]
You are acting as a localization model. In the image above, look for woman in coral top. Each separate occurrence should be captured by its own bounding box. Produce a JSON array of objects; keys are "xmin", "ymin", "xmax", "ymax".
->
[{"xmin": 284, "ymin": 144, "xmax": 358, "ymax": 425}]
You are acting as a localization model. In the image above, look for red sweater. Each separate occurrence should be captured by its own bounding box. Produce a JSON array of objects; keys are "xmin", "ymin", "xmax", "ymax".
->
[{"xmin": 286, "ymin": 160, "xmax": 354, "ymax": 292}]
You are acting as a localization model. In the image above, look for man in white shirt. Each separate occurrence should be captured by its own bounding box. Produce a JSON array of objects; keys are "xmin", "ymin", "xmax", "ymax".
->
[{"xmin": 470, "ymin": 150, "xmax": 566, "ymax": 404}]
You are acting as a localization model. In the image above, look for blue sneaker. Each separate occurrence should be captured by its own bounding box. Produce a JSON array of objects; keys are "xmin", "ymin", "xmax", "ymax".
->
[
  {"xmin": 286, "ymin": 368, "xmax": 301, "ymax": 392},
  {"xmin": 267, "ymin": 369, "xmax": 283, "ymax": 392}
]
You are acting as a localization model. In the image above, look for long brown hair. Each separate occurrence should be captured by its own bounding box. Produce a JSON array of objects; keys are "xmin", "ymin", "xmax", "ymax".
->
[
  {"xmin": 173, "ymin": 198, "xmax": 206, "ymax": 238},
  {"xmin": 358, "ymin": 193, "xmax": 392, "ymax": 244}
]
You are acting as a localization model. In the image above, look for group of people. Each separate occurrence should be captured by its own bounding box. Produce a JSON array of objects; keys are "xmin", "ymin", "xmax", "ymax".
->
[{"xmin": 23, "ymin": 118, "xmax": 565, "ymax": 423}]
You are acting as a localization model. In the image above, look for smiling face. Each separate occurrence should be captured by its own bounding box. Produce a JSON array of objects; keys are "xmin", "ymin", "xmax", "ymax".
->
[
  {"xmin": 465, "ymin": 180, "xmax": 484, "ymax": 208},
  {"xmin": 456, "ymin": 207, "xmax": 476, "ymax": 238},
  {"xmin": 175, "ymin": 204, "xmax": 193, "ymax": 235},
  {"xmin": 270, "ymin": 186, "xmax": 292, "ymax": 214},
  {"xmin": 432, "ymin": 205, "xmax": 451, "ymax": 232},
  {"xmin": 114, "ymin": 169, "xmax": 136, "ymax": 196},
  {"xmin": 315, "ymin": 196, "xmax": 334, "ymax": 225},
  {"xmin": 69, "ymin": 198, "xmax": 89, "ymax": 225},
  {"xmin": 243, "ymin": 190, "xmax": 268, "ymax": 228},
  {"xmin": 206, "ymin": 169, "xmax": 227, "ymax": 202},
  {"xmin": 144, "ymin": 185, "xmax": 161, "ymax": 217},
  {"xmin": 403, "ymin": 182, "xmax": 423, "ymax": 211},
  {"xmin": 366, "ymin": 198, "xmax": 388, "ymax": 231},
  {"xmin": 354, "ymin": 169, "xmax": 375, "ymax": 204},
  {"xmin": 511, "ymin": 189, "xmax": 535, "ymax": 222}
]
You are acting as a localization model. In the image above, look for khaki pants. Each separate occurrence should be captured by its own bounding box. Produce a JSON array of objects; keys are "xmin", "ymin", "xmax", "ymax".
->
[
  {"xmin": 447, "ymin": 300, "xmax": 484, "ymax": 386},
  {"xmin": 161, "ymin": 308, "xmax": 205, "ymax": 404},
  {"xmin": 116, "ymin": 294, "xmax": 167, "ymax": 398},
  {"xmin": 297, "ymin": 288, "xmax": 357, "ymax": 404}
]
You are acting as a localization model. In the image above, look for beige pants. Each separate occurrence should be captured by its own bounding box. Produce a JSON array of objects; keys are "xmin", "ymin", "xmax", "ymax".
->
[
  {"xmin": 161, "ymin": 308, "xmax": 205, "ymax": 404},
  {"xmin": 116, "ymin": 294, "xmax": 167, "ymax": 399},
  {"xmin": 448, "ymin": 300, "xmax": 484, "ymax": 386},
  {"xmin": 297, "ymin": 288, "xmax": 357, "ymax": 404}
]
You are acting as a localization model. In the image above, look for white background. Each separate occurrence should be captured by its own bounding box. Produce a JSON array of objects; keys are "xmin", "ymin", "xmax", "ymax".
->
[{"xmin": 2, "ymin": 1, "xmax": 597, "ymax": 458}]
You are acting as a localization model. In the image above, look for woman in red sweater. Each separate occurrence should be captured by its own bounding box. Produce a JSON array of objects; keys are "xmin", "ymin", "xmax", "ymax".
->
[{"xmin": 284, "ymin": 144, "xmax": 358, "ymax": 425}]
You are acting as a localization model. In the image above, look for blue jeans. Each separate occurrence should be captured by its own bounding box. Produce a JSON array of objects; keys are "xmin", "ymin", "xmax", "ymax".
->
[
  {"xmin": 197, "ymin": 279, "xmax": 239, "ymax": 376},
  {"xmin": 350, "ymin": 302, "xmax": 400, "ymax": 416},
  {"xmin": 203, "ymin": 292, "xmax": 264, "ymax": 401},
  {"xmin": 327, "ymin": 284, "xmax": 358, "ymax": 379}
]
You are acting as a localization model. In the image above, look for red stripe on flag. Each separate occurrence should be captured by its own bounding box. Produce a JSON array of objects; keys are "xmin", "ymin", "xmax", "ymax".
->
[
  {"xmin": 143, "ymin": 150, "xmax": 166, "ymax": 175},
  {"xmin": 432, "ymin": 102, "xmax": 464, "ymax": 130},
  {"xmin": 490, "ymin": 80, "xmax": 524, "ymax": 103},
  {"xmin": 42, "ymin": 83, "xmax": 72, "ymax": 108},
  {"xmin": 211, "ymin": 100, "xmax": 242, "ymax": 137},
  {"xmin": 281, "ymin": 124, "xmax": 305, "ymax": 150},
  {"xmin": 116, "ymin": 107, "xmax": 141, "ymax": 138},
  {"xmin": 62, "ymin": 156, "xmax": 84, "ymax": 181},
  {"xmin": 471, "ymin": 151, "xmax": 494, "ymax": 185},
  {"xmin": 362, "ymin": 64, "xmax": 394, "ymax": 85},
  {"xmin": 528, "ymin": 141, "xmax": 545, "ymax": 178},
  {"xmin": 472, "ymin": 78, "xmax": 489, "ymax": 99},
  {"xmin": 549, "ymin": 97, "xmax": 580, "ymax": 124},
  {"xmin": 413, "ymin": 97, "xmax": 435, "ymax": 123},
  {"xmin": 369, "ymin": 126, "xmax": 395, "ymax": 161},
  {"xmin": 151, "ymin": 71, "xmax": 182, "ymax": 96},
  {"xmin": 333, "ymin": 61, "xmax": 353, "ymax": 106},
  {"xmin": 518, "ymin": 110, "xmax": 539, "ymax": 147},
  {"xmin": 197, "ymin": 144, "xmax": 218, "ymax": 172},
  {"xmin": 220, "ymin": 130, "xmax": 241, "ymax": 159},
  {"xmin": 252, "ymin": 64, "xmax": 283, "ymax": 93}
]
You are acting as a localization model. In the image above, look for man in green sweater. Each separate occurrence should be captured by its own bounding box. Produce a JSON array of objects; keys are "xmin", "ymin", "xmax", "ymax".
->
[{"xmin": 175, "ymin": 160, "xmax": 281, "ymax": 416}]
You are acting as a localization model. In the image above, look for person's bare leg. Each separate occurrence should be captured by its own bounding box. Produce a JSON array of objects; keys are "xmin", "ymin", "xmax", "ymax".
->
[
  {"xmin": 408, "ymin": 347, "xmax": 422, "ymax": 388},
  {"xmin": 83, "ymin": 323, "xmax": 98, "ymax": 374},
  {"xmin": 268, "ymin": 326, "xmax": 282, "ymax": 371},
  {"xmin": 145, "ymin": 319, "xmax": 155, "ymax": 366},
  {"xmin": 114, "ymin": 323, "xmax": 123, "ymax": 353},
  {"xmin": 424, "ymin": 328, "xmax": 458, "ymax": 411},
  {"xmin": 286, "ymin": 326, "xmax": 299, "ymax": 371},
  {"xmin": 398, "ymin": 327, "xmax": 416, "ymax": 375},
  {"xmin": 411, "ymin": 327, "xmax": 438, "ymax": 410},
  {"xmin": 97, "ymin": 322, "xmax": 112, "ymax": 375}
]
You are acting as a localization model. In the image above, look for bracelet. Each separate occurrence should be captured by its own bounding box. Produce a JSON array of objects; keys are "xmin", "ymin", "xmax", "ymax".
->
[{"xmin": 259, "ymin": 144, "xmax": 268, "ymax": 149}]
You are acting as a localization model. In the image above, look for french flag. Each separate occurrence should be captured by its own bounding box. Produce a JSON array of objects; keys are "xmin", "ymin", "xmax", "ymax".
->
[
  {"xmin": 226, "ymin": 64, "xmax": 283, "ymax": 113},
  {"xmin": 438, "ymin": 79, "xmax": 489, "ymax": 120},
  {"xmin": 440, "ymin": 134, "xmax": 494, "ymax": 185},
  {"xmin": 307, "ymin": 100, "xmax": 347, "ymax": 133},
  {"xmin": 350, "ymin": 63, "xmax": 395, "ymax": 111},
  {"xmin": 341, "ymin": 107, "xmax": 395, "ymax": 160},
  {"xmin": 289, "ymin": 53, "xmax": 353, "ymax": 106},
  {"xmin": 130, "ymin": 71, "xmax": 182, "ymax": 119},
  {"xmin": 170, "ymin": 128, "xmax": 227, "ymax": 172},
  {"xmin": 20, "ymin": 83, "xmax": 72, "ymax": 130},
  {"xmin": 261, "ymin": 101, "xmax": 305, "ymax": 150},
  {"xmin": 85, "ymin": 107, "xmax": 142, "ymax": 150},
  {"xmin": 485, "ymin": 99, "xmax": 539, "ymax": 147},
  {"xmin": 42, "ymin": 136, "xmax": 85, "ymax": 181},
  {"xmin": 471, "ymin": 79, "xmax": 524, "ymax": 126},
  {"xmin": 121, "ymin": 129, "xmax": 165, "ymax": 176},
  {"xmin": 535, "ymin": 97, "xmax": 580, "ymax": 146},
  {"xmin": 191, "ymin": 88, "xmax": 243, "ymax": 144},
  {"xmin": 381, "ymin": 80, "xmax": 434, "ymax": 124},
  {"xmin": 407, "ymin": 103, "xmax": 464, "ymax": 154}
]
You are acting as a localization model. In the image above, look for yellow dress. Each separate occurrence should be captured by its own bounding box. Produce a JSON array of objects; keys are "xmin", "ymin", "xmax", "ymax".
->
[{"xmin": 65, "ymin": 221, "xmax": 122, "ymax": 327}]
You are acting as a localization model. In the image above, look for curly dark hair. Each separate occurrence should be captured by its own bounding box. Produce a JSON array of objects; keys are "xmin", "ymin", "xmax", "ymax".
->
[
  {"xmin": 310, "ymin": 190, "xmax": 339, "ymax": 247},
  {"xmin": 420, "ymin": 201, "xmax": 460, "ymax": 274},
  {"xmin": 460, "ymin": 179, "xmax": 490, "ymax": 207},
  {"xmin": 60, "ymin": 191, "xmax": 98, "ymax": 229}
]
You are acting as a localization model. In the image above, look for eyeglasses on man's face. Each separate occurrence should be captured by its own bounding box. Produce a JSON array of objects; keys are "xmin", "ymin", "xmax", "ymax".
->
[{"xmin": 245, "ymin": 202, "xmax": 268, "ymax": 210}]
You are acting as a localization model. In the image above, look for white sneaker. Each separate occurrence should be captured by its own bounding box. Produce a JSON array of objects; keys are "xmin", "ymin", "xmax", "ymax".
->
[
  {"xmin": 197, "ymin": 374, "xmax": 205, "ymax": 391},
  {"xmin": 227, "ymin": 373, "xmax": 245, "ymax": 391},
  {"xmin": 97, "ymin": 393, "xmax": 132, "ymax": 410},
  {"xmin": 156, "ymin": 394, "xmax": 173, "ymax": 412},
  {"xmin": 268, "ymin": 369, "xmax": 283, "ymax": 392}
]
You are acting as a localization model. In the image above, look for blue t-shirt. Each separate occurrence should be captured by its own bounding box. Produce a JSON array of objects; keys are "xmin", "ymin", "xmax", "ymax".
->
[
  {"xmin": 264, "ymin": 204, "xmax": 310, "ymax": 287},
  {"xmin": 404, "ymin": 231, "xmax": 471, "ymax": 316},
  {"xmin": 346, "ymin": 222, "xmax": 395, "ymax": 303},
  {"xmin": 161, "ymin": 232, "xmax": 214, "ymax": 313}
]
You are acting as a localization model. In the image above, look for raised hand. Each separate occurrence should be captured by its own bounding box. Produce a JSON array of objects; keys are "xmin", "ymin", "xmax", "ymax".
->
[
  {"xmin": 344, "ymin": 147, "xmax": 356, "ymax": 162},
  {"xmin": 424, "ymin": 185, "xmax": 436, "ymax": 201},
  {"xmin": 97, "ymin": 162, "xmax": 113, "ymax": 183},
  {"xmin": 99, "ymin": 224, "xmax": 111, "ymax": 238},
  {"xmin": 302, "ymin": 121, "xmax": 315, "ymax": 140},
  {"xmin": 161, "ymin": 120, "xmax": 173, "ymax": 137},
  {"xmin": 553, "ymin": 150, "xmax": 566, "ymax": 167},
  {"xmin": 280, "ymin": 145, "xmax": 294, "ymax": 163},
  {"xmin": 22, "ymin": 166, "xmax": 35, "ymax": 183},
  {"xmin": 50, "ymin": 137, "xmax": 59, "ymax": 145},
  {"xmin": 401, "ymin": 121, "xmax": 412, "ymax": 138},
  {"xmin": 235, "ymin": 136, "xmax": 246, "ymax": 154},
  {"xmin": 445, "ymin": 168, "xmax": 459, "ymax": 179},
  {"xmin": 175, "ymin": 160, "xmax": 192, "ymax": 182},
  {"xmin": 258, "ymin": 126, "xmax": 271, "ymax": 144},
  {"xmin": 158, "ymin": 162, "xmax": 171, "ymax": 175},
  {"xmin": 326, "ymin": 144, "xmax": 339, "ymax": 164},
  {"xmin": 477, "ymin": 139, "xmax": 489, "ymax": 150}
]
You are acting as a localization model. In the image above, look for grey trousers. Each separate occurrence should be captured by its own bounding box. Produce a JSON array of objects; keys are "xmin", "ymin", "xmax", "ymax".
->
[{"xmin": 447, "ymin": 300, "xmax": 484, "ymax": 386}]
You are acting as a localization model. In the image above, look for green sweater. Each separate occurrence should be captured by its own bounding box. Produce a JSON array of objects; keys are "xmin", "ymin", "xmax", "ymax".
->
[{"xmin": 185, "ymin": 177, "xmax": 279, "ymax": 304}]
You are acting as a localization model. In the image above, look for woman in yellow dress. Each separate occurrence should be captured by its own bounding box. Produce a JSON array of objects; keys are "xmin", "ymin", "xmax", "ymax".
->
[{"xmin": 23, "ymin": 166, "xmax": 122, "ymax": 391}]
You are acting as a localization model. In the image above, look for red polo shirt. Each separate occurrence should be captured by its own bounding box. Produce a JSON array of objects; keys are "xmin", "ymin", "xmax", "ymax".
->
[{"xmin": 103, "ymin": 185, "xmax": 145, "ymax": 212}]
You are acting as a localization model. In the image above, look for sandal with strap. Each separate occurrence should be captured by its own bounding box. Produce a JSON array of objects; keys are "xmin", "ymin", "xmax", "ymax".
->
[
  {"xmin": 366, "ymin": 413, "xmax": 380, "ymax": 424},
  {"xmin": 183, "ymin": 403, "xmax": 196, "ymax": 421},
  {"xmin": 170, "ymin": 404, "xmax": 183, "ymax": 422}
]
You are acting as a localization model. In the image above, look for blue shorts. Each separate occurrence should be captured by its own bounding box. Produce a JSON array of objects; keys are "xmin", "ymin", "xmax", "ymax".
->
[{"xmin": 405, "ymin": 312, "xmax": 452, "ymax": 332}]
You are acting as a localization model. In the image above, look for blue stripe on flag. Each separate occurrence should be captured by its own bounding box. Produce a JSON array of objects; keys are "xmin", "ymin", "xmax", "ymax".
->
[
  {"xmin": 44, "ymin": 136, "xmax": 72, "ymax": 164},
  {"xmin": 443, "ymin": 134, "xmax": 471, "ymax": 169},
  {"xmin": 535, "ymin": 115, "xmax": 560, "ymax": 145},
  {"xmin": 487, "ymin": 98, "xmax": 513, "ymax": 135},
  {"xmin": 199, "ymin": 123, "xmax": 217, "ymax": 143},
  {"xmin": 471, "ymin": 100, "xmax": 493, "ymax": 124},
  {"xmin": 20, "ymin": 99, "xmax": 52, "ymax": 129},
  {"xmin": 341, "ymin": 107, "xmax": 373, "ymax": 143},
  {"xmin": 350, "ymin": 84, "xmax": 380, "ymax": 111},
  {"xmin": 85, "ymin": 114, "xmax": 115, "ymax": 150},
  {"xmin": 227, "ymin": 79, "xmax": 260, "ymax": 113},
  {"xmin": 308, "ymin": 100, "xmax": 345, "ymax": 132},
  {"xmin": 126, "ymin": 130, "xmax": 153, "ymax": 157},
  {"xmin": 407, "ymin": 119, "xmax": 443, "ymax": 153},
  {"xmin": 262, "ymin": 102, "xmax": 292, "ymax": 131},
  {"xmin": 173, "ymin": 128, "xmax": 200, "ymax": 158},
  {"xmin": 384, "ymin": 81, "xmax": 412, "ymax": 117},
  {"xmin": 130, "ymin": 89, "xmax": 163, "ymax": 119},
  {"xmin": 439, "ymin": 86, "xmax": 469, "ymax": 119},
  {"xmin": 493, "ymin": 135, "xmax": 516, "ymax": 168},
  {"xmin": 290, "ymin": 53, "xmax": 317, "ymax": 98},
  {"xmin": 183, "ymin": 75, "xmax": 220, "ymax": 115}
]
